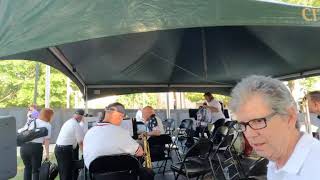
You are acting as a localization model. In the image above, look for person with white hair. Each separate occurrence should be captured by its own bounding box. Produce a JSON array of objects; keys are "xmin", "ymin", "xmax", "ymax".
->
[{"xmin": 230, "ymin": 75, "xmax": 320, "ymax": 180}]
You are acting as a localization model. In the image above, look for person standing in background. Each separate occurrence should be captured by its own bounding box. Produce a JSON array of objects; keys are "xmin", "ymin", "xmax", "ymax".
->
[
  {"xmin": 20, "ymin": 108, "xmax": 53, "ymax": 180},
  {"xmin": 55, "ymin": 109, "xmax": 85, "ymax": 180},
  {"xmin": 203, "ymin": 92, "xmax": 225, "ymax": 135},
  {"xmin": 27, "ymin": 104, "xmax": 39, "ymax": 120}
]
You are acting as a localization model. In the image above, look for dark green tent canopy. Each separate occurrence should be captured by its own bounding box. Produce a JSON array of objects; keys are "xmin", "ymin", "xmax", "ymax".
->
[{"xmin": 1, "ymin": 0, "xmax": 320, "ymax": 99}]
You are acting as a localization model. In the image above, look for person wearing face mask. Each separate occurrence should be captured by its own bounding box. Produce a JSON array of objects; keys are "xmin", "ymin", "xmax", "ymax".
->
[
  {"xmin": 55, "ymin": 109, "xmax": 85, "ymax": 180},
  {"xmin": 230, "ymin": 75, "xmax": 320, "ymax": 180}
]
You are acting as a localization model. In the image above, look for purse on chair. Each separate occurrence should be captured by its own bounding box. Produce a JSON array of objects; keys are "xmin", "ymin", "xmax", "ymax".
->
[{"xmin": 17, "ymin": 119, "xmax": 48, "ymax": 146}]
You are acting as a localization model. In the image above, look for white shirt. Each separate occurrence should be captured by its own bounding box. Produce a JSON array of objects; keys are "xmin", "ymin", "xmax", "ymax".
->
[
  {"xmin": 207, "ymin": 99, "xmax": 225, "ymax": 123},
  {"xmin": 267, "ymin": 133, "xmax": 320, "ymax": 180},
  {"xmin": 18, "ymin": 118, "xmax": 51, "ymax": 144},
  {"xmin": 56, "ymin": 118, "xmax": 84, "ymax": 148},
  {"xmin": 83, "ymin": 123, "xmax": 139, "ymax": 168},
  {"xmin": 79, "ymin": 120, "xmax": 88, "ymax": 134},
  {"xmin": 135, "ymin": 110, "xmax": 143, "ymax": 122}
]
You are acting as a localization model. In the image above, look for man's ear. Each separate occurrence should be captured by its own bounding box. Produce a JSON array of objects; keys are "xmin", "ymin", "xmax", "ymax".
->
[{"xmin": 286, "ymin": 107, "xmax": 297, "ymax": 129}]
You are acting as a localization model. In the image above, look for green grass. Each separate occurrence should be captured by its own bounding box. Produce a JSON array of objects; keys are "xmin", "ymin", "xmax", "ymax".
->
[{"xmin": 10, "ymin": 153, "xmax": 59, "ymax": 180}]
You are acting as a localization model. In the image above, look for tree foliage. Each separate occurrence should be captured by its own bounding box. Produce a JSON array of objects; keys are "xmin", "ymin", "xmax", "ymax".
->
[
  {"xmin": 117, "ymin": 93, "xmax": 158, "ymax": 109},
  {"xmin": 281, "ymin": 0, "xmax": 320, "ymax": 6},
  {"xmin": 0, "ymin": 60, "xmax": 79, "ymax": 108},
  {"xmin": 185, "ymin": 92, "xmax": 231, "ymax": 107}
]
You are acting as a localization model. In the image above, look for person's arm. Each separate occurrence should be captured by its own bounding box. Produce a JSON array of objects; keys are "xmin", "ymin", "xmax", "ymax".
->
[
  {"xmin": 43, "ymin": 123, "xmax": 52, "ymax": 160},
  {"xmin": 135, "ymin": 145, "xmax": 144, "ymax": 157},
  {"xmin": 44, "ymin": 138, "xmax": 50, "ymax": 160},
  {"xmin": 147, "ymin": 129, "xmax": 161, "ymax": 136},
  {"xmin": 75, "ymin": 125, "xmax": 85, "ymax": 151},
  {"xmin": 17, "ymin": 123, "xmax": 28, "ymax": 133}
]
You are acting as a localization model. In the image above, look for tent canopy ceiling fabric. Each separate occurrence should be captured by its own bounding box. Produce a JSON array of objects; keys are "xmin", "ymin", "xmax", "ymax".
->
[{"xmin": 1, "ymin": 0, "xmax": 320, "ymax": 99}]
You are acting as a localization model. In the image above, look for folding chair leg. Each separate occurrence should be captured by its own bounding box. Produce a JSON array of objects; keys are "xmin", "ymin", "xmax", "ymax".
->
[
  {"xmin": 162, "ymin": 160, "xmax": 168, "ymax": 174},
  {"xmin": 175, "ymin": 173, "xmax": 180, "ymax": 180}
]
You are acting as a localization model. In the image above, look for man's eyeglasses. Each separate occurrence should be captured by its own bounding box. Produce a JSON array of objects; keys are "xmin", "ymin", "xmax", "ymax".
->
[
  {"xmin": 105, "ymin": 107, "xmax": 124, "ymax": 115},
  {"xmin": 234, "ymin": 112, "xmax": 277, "ymax": 132}
]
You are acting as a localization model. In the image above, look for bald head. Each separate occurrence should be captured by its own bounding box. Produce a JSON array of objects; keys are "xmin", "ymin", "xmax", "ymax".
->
[{"xmin": 142, "ymin": 106, "xmax": 155, "ymax": 122}]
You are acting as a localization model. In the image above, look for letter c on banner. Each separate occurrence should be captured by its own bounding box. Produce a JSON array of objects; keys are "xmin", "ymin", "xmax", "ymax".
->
[{"xmin": 302, "ymin": 8, "xmax": 318, "ymax": 21}]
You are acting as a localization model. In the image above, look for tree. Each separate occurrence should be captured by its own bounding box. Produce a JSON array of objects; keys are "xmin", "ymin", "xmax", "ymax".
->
[
  {"xmin": 281, "ymin": 0, "xmax": 320, "ymax": 6},
  {"xmin": 0, "ymin": 61, "xmax": 36, "ymax": 107},
  {"xmin": 117, "ymin": 93, "xmax": 158, "ymax": 109},
  {"xmin": 184, "ymin": 92, "xmax": 231, "ymax": 107},
  {"xmin": 0, "ymin": 60, "xmax": 80, "ymax": 108}
]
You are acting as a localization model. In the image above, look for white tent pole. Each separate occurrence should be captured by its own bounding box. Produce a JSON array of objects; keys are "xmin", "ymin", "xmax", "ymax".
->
[
  {"xmin": 84, "ymin": 86, "xmax": 88, "ymax": 114},
  {"xmin": 66, "ymin": 77, "xmax": 71, "ymax": 108},
  {"xmin": 166, "ymin": 92, "xmax": 170, "ymax": 119},
  {"xmin": 45, "ymin": 65, "xmax": 50, "ymax": 108}
]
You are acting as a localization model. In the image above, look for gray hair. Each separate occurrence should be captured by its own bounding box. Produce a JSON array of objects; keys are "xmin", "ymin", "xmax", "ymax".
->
[{"xmin": 230, "ymin": 75, "xmax": 298, "ymax": 127}]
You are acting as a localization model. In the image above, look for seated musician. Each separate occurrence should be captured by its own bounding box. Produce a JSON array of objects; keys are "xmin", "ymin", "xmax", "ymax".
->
[
  {"xmin": 83, "ymin": 102, "xmax": 154, "ymax": 180},
  {"xmin": 139, "ymin": 106, "xmax": 165, "ymax": 138}
]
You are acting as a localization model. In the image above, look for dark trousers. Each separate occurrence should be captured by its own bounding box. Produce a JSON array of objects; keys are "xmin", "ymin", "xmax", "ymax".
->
[
  {"xmin": 20, "ymin": 143, "xmax": 43, "ymax": 180},
  {"xmin": 138, "ymin": 167, "xmax": 155, "ymax": 180},
  {"xmin": 55, "ymin": 145, "xmax": 78, "ymax": 180},
  {"xmin": 212, "ymin": 118, "xmax": 225, "ymax": 143}
]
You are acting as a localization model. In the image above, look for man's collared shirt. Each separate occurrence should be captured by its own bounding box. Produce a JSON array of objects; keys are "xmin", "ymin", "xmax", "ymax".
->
[
  {"xmin": 267, "ymin": 133, "xmax": 320, "ymax": 180},
  {"xmin": 56, "ymin": 118, "xmax": 85, "ymax": 149}
]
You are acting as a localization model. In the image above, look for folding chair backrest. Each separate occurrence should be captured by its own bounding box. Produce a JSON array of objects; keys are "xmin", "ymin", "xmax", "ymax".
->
[
  {"xmin": 179, "ymin": 119, "xmax": 193, "ymax": 129},
  {"xmin": 148, "ymin": 134, "xmax": 172, "ymax": 146},
  {"xmin": 163, "ymin": 118, "xmax": 175, "ymax": 131},
  {"xmin": 148, "ymin": 134, "xmax": 173, "ymax": 161},
  {"xmin": 184, "ymin": 138, "xmax": 213, "ymax": 159},
  {"xmin": 89, "ymin": 154, "xmax": 140, "ymax": 180},
  {"xmin": 210, "ymin": 125, "xmax": 229, "ymax": 142}
]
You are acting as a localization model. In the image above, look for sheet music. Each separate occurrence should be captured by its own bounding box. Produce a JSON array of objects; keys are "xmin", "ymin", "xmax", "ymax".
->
[{"xmin": 120, "ymin": 119, "xmax": 134, "ymax": 136}]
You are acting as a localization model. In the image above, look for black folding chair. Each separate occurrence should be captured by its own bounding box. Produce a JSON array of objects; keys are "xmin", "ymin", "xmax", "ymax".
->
[
  {"xmin": 148, "ymin": 134, "xmax": 173, "ymax": 174},
  {"xmin": 177, "ymin": 119, "xmax": 195, "ymax": 153},
  {"xmin": 171, "ymin": 138, "xmax": 213, "ymax": 180},
  {"xmin": 162, "ymin": 118, "xmax": 176, "ymax": 135},
  {"xmin": 209, "ymin": 125, "xmax": 241, "ymax": 180},
  {"xmin": 89, "ymin": 154, "xmax": 141, "ymax": 180}
]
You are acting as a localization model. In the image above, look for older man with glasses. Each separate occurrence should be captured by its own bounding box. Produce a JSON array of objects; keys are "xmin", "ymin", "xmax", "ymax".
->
[{"xmin": 230, "ymin": 75, "xmax": 320, "ymax": 180}]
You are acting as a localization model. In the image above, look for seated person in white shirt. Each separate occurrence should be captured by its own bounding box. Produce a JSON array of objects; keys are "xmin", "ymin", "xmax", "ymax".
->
[
  {"xmin": 55, "ymin": 109, "xmax": 85, "ymax": 180},
  {"xmin": 230, "ymin": 75, "xmax": 320, "ymax": 180},
  {"xmin": 140, "ymin": 106, "xmax": 165, "ymax": 138},
  {"xmin": 83, "ymin": 103, "xmax": 153, "ymax": 179}
]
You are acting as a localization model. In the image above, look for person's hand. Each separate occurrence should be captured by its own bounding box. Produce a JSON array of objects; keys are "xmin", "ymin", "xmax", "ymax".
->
[
  {"xmin": 135, "ymin": 146, "xmax": 144, "ymax": 157},
  {"xmin": 138, "ymin": 132, "xmax": 148, "ymax": 139},
  {"xmin": 43, "ymin": 154, "xmax": 49, "ymax": 161}
]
